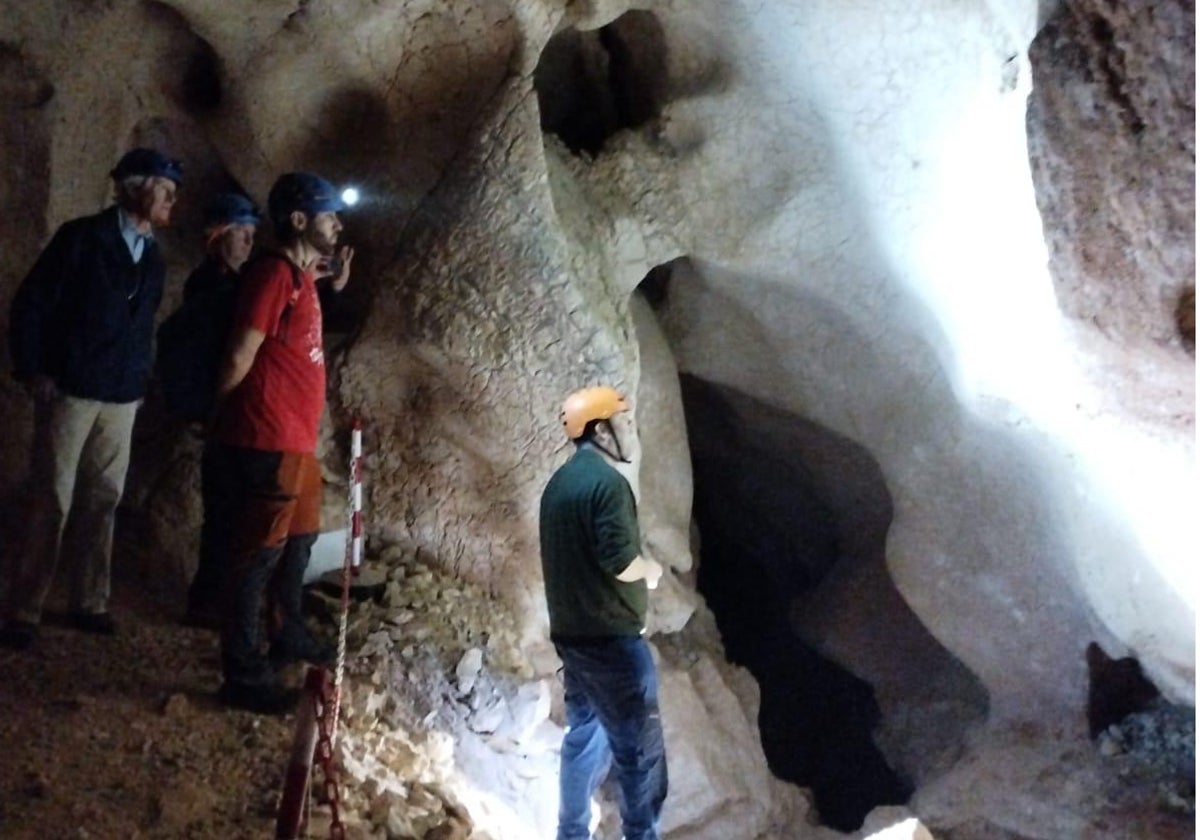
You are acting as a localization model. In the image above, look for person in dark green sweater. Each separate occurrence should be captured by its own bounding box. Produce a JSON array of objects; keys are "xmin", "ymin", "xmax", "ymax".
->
[{"xmin": 539, "ymin": 385, "xmax": 667, "ymax": 840}]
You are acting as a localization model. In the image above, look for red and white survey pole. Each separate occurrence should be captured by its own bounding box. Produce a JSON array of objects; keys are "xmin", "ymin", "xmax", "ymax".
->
[
  {"xmin": 348, "ymin": 420, "xmax": 363, "ymax": 574},
  {"xmin": 275, "ymin": 419, "xmax": 364, "ymax": 840}
]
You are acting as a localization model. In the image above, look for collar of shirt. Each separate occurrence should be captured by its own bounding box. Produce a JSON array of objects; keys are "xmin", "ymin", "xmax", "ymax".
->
[{"xmin": 116, "ymin": 206, "xmax": 154, "ymax": 263}]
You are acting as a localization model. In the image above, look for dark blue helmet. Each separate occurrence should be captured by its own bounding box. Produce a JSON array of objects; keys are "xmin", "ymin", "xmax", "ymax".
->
[
  {"xmin": 203, "ymin": 192, "xmax": 261, "ymax": 229},
  {"xmin": 267, "ymin": 172, "xmax": 345, "ymax": 228},
  {"xmin": 110, "ymin": 148, "xmax": 183, "ymax": 184}
]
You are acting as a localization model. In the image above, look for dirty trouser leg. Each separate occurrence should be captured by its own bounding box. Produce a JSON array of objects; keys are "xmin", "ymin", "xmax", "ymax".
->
[
  {"xmin": 556, "ymin": 638, "xmax": 667, "ymax": 840},
  {"xmin": 268, "ymin": 452, "xmax": 322, "ymax": 647},
  {"xmin": 188, "ymin": 440, "xmax": 239, "ymax": 615},
  {"xmin": 555, "ymin": 648, "xmax": 614, "ymax": 840},
  {"xmin": 270, "ymin": 532, "xmax": 317, "ymax": 644},
  {"xmin": 61, "ymin": 398, "xmax": 137, "ymax": 616},
  {"xmin": 10, "ymin": 396, "xmax": 101, "ymax": 624},
  {"xmin": 220, "ymin": 447, "xmax": 301, "ymax": 688}
]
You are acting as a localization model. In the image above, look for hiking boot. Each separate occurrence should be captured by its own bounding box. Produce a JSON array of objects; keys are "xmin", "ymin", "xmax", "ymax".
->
[
  {"xmin": 269, "ymin": 632, "xmax": 335, "ymax": 669},
  {"xmin": 0, "ymin": 620, "xmax": 38, "ymax": 651},
  {"xmin": 218, "ymin": 680, "xmax": 301, "ymax": 715},
  {"xmin": 69, "ymin": 612, "xmax": 117, "ymax": 636}
]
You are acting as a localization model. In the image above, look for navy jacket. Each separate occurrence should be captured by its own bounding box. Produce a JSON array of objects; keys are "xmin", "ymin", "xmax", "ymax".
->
[{"xmin": 9, "ymin": 206, "xmax": 166, "ymax": 402}]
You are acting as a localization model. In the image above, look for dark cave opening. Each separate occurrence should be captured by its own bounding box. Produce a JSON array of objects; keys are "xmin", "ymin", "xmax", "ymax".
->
[
  {"xmin": 680, "ymin": 374, "xmax": 912, "ymax": 831},
  {"xmin": 635, "ymin": 257, "xmax": 994, "ymax": 829},
  {"xmin": 533, "ymin": 10, "xmax": 668, "ymax": 156}
]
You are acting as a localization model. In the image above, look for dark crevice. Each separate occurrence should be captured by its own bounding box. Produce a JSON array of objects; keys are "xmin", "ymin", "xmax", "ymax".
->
[
  {"xmin": 534, "ymin": 10, "xmax": 668, "ymax": 156},
  {"xmin": 1086, "ymin": 12, "xmax": 1145, "ymax": 136},
  {"xmin": 181, "ymin": 42, "xmax": 222, "ymax": 113},
  {"xmin": 679, "ymin": 374, "xmax": 911, "ymax": 832},
  {"xmin": 599, "ymin": 12, "xmax": 668, "ymax": 130},
  {"xmin": 1175, "ymin": 286, "xmax": 1194, "ymax": 352},
  {"xmin": 1086, "ymin": 642, "xmax": 1161, "ymax": 738},
  {"xmin": 638, "ymin": 258, "xmax": 674, "ymax": 310}
]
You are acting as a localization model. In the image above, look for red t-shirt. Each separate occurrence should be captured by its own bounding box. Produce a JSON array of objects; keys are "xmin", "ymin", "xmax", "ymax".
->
[{"xmin": 214, "ymin": 255, "xmax": 325, "ymax": 453}]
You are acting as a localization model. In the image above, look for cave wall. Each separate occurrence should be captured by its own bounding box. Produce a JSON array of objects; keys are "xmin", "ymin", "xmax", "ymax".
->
[
  {"xmin": 1025, "ymin": 0, "xmax": 1196, "ymax": 700},
  {"xmin": 0, "ymin": 0, "xmax": 1193, "ymax": 836},
  {"xmin": 554, "ymin": 0, "xmax": 1195, "ymax": 713},
  {"xmin": 1028, "ymin": 0, "xmax": 1194, "ymax": 348}
]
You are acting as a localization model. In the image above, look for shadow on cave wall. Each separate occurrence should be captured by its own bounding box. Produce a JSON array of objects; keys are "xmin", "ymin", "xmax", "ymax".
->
[
  {"xmin": 0, "ymin": 42, "xmax": 53, "ymax": 601},
  {"xmin": 679, "ymin": 373, "xmax": 912, "ymax": 831}
]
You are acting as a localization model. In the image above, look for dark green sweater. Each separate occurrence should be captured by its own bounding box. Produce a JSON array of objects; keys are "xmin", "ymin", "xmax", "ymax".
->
[{"xmin": 539, "ymin": 444, "xmax": 646, "ymax": 639}]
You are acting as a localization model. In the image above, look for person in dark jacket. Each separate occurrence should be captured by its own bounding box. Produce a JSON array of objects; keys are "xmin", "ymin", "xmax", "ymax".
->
[
  {"xmin": 177, "ymin": 192, "xmax": 261, "ymax": 629},
  {"xmin": 1, "ymin": 148, "xmax": 182, "ymax": 650},
  {"xmin": 540, "ymin": 385, "xmax": 668, "ymax": 840}
]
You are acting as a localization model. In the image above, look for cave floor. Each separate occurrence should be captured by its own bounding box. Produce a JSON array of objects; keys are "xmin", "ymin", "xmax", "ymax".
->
[
  {"xmin": 0, "ymin": 573, "xmax": 304, "ymax": 839},
  {"xmin": 0, "ymin": 563, "xmax": 1191, "ymax": 840}
]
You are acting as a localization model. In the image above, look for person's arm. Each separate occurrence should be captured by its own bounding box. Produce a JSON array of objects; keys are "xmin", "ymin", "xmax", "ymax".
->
[
  {"xmin": 213, "ymin": 258, "xmax": 297, "ymax": 404},
  {"xmin": 316, "ymin": 246, "xmax": 354, "ymax": 319},
  {"xmin": 318, "ymin": 245, "xmax": 354, "ymax": 293},
  {"xmin": 616, "ymin": 555, "xmax": 664, "ymax": 589},
  {"xmin": 214, "ymin": 326, "xmax": 266, "ymax": 400},
  {"xmin": 10, "ymin": 225, "xmax": 74, "ymax": 400},
  {"xmin": 594, "ymin": 477, "xmax": 662, "ymax": 589}
]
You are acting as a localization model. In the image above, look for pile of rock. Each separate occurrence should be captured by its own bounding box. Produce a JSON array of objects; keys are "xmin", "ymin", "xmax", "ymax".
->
[
  {"xmin": 329, "ymin": 542, "xmax": 560, "ymax": 839},
  {"xmin": 1097, "ymin": 699, "xmax": 1195, "ymax": 815}
]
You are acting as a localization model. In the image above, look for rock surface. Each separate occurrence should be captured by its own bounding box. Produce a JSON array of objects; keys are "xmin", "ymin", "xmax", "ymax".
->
[{"xmin": 0, "ymin": 0, "xmax": 1192, "ymax": 838}]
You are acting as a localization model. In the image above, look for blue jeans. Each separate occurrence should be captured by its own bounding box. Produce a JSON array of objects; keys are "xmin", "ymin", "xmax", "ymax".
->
[{"xmin": 554, "ymin": 637, "xmax": 668, "ymax": 840}]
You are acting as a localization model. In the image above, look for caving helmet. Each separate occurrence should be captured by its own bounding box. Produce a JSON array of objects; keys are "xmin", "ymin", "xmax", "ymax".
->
[
  {"xmin": 561, "ymin": 386, "xmax": 629, "ymax": 440},
  {"xmin": 203, "ymin": 192, "xmax": 261, "ymax": 230},
  {"xmin": 267, "ymin": 172, "xmax": 345, "ymax": 230},
  {"xmin": 110, "ymin": 147, "xmax": 184, "ymax": 184}
]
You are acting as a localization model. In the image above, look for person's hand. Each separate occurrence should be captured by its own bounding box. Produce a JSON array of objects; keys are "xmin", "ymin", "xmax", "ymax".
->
[
  {"xmin": 26, "ymin": 375, "xmax": 58, "ymax": 403},
  {"xmin": 318, "ymin": 245, "xmax": 355, "ymax": 292},
  {"xmin": 643, "ymin": 558, "xmax": 664, "ymax": 591}
]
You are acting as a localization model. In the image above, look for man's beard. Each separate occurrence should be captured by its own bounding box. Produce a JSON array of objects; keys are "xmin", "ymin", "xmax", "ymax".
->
[{"xmin": 309, "ymin": 231, "xmax": 338, "ymax": 256}]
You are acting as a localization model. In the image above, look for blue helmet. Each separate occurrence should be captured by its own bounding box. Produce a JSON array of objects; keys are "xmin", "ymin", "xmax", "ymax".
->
[
  {"xmin": 203, "ymin": 192, "xmax": 261, "ymax": 229},
  {"xmin": 110, "ymin": 148, "xmax": 184, "ymax": 184},
  {"xmin": 267, "ymin": 172, "xmax": 345, "ymax": 228}
]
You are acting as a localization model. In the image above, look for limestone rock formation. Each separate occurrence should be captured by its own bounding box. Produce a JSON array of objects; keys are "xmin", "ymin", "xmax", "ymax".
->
[
  {"xmin": 1028, "ymin": 0, "xmax": 1194, "ymax": 349},
  {"xmin": 0, "ymin": 0, "xmax": 1192, "ymax": 838}
]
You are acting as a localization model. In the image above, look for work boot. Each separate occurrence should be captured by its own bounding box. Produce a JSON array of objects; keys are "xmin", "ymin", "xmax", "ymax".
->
[
  {"xmin": 0, "ymin": 620, "xmax": 38, "ymax": 650},
  {"xmin": 218, "ymin": 680, "xmax": 301, "ymax": 715},
  {"xmin": 269, "ymin": 631, "xmax": 335, "ymax": 669},
  {"xmin": 69, "ymin": 612, "xmax": 117, "ymax": 636}
]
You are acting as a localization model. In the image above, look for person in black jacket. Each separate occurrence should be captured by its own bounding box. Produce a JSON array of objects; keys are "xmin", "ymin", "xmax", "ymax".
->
[
  {"xmin": 1, "ymin": 148, "xmax": 183, "ymax": 650},
  {"xmin": 175, "ymin": 192, "xmax": 261, "ymax": 629}
]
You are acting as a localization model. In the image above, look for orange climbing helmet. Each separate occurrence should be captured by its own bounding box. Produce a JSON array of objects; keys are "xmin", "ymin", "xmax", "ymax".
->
[{"xmin": 561, "ymin": 386, "xmax": 629, "ymax": 440}]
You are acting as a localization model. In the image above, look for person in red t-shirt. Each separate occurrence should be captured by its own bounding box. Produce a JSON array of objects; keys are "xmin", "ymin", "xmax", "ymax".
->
[{"xmin": 209, "ymin": 172, "xmax": 354, "ymax": 714}]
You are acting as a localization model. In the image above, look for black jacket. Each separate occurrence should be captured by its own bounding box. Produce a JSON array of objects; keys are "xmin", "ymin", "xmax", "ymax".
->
[{"xmin": 9, "ymin": 206, "xmax": 166, "ymax": 402}]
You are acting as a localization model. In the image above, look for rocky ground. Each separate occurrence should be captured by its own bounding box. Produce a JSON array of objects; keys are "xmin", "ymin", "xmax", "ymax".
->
[
  {"xmin": 0, "ymin": 573, "xmax": 304, "ymax": 840},
  {"xmin": 0, "ymin": 552, "xmax": 1193, "ymax": 840},
  {"xmin": 0, "ymin": 533, "xmax": 502, "ymax": 840}
]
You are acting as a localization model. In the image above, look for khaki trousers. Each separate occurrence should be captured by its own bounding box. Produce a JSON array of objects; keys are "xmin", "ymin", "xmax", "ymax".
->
[{"xmin": 9, "ymin": 394, "xmax": 138, "ymax": 623}]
